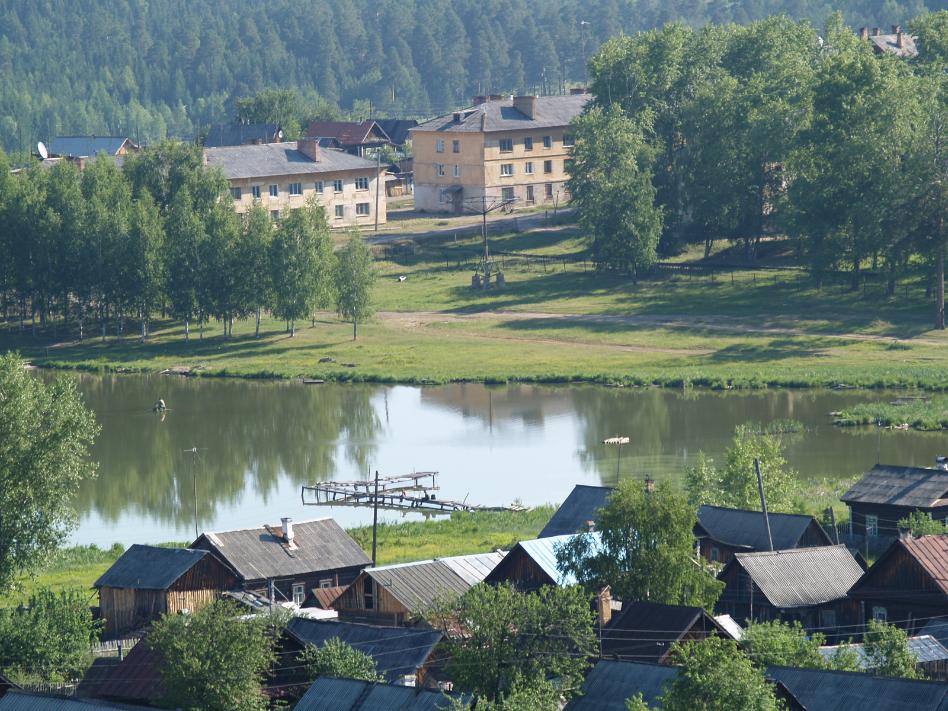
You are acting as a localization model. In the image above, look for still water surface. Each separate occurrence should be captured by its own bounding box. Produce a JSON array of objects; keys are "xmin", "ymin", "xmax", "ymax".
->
[{"xmin": 53, "ymin": 373, "xmax": 947, "ymax": 546}]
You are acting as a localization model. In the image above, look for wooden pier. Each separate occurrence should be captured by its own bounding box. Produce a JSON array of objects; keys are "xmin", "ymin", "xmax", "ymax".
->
[{"xmin": 301, "ymin": 471, "xmax": 524, "ymax": 514}]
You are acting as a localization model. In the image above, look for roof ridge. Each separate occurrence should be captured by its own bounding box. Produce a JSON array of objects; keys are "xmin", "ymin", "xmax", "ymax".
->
[{"xmin": 200, "ymin": 516, "xmax": 334, "ymax": 536}]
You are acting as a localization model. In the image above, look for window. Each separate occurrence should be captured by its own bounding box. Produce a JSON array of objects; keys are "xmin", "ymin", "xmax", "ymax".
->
[
  {"xmin": 334, "ymin": 205, "xmax": 345, "ymax": 219},
  {"xmin": 866, "ymin": 514, "xmax": 879, "ymax": 537},
  {"xmin": 524, "ymin": 137, "xmax": 534, "ymax": 151},
  {"xmin": 270, "ymin": 209, "xmax": 280, "ymax": 220},
  {"xmin": 820, "ymin": 609, "xmax": 837, "ymax": 630},
  {"xmin": 524, "ymin": 161, "xmax": 534, "ymax": 175},
  {"xmin": 319, "ymin": 578, "xmax": 333, "ymax": 588},
  {"xmin": 436, "ymin": 163, "xmax": 445, "ymax": 177},
  {"xmin": 364, "ymin": 578, "xmax": 375, "ymax": 609},
  {"xmin": 710, "ymin": 547, "xmax": 720, "ymax": 563},
  {"xmin": 500, "ymin": 163, "xmax": 514, "ymax": 177},
  {"xmin": 452, "ymin": 140, "xmax": 461, "ymax": 153},
  {"xmin": 333, "ymin": 179, "xmax": 344, "ymax": 193},
  {"xmin": 251, "ymin": 185, "xmax": 261, "ymax": 200},
  {"xmin": 542, "ymin": 135, "xmax": 552, "ymax": 149},
  {"xmin": 292, "ymin": 584, "xmax": 305, "ymax": 606},
  {"xmin": 501, "ymin": 186, "xmax": 515, "ymax": 201},
  {"xmin": 872, "ymin": 606, "xmax": 888, "ymax": 623},
  {"xmin": 545, "ymin": 183, "xmax": 553, "ymax": 199},
  {"xmin": 563, "ymin": 133, "xmax": 575, "ymax": 147},
  {"xmin": 453, "ymin": 164, "xmax": 460, "ymax": 178},
  {"xmin": 436, "ymin": 139, "xmax": 445, "ymax": 153},
  {"xmin": 543, "ymin": 160, "xmax": 553, "ymax": 174},
  {"xmin": 526, "ymin": 185, "xmax": 534, "ymax": 204},
  {"xmin": 229, "ymin": 187, "xmax": 242, "ymax": 200},
  {"xmin": 355, "ymin": 176, "xmax": 369, "ymax": 191},
  {"xmin": 356, "ymin": 202, "xmax": 370, "ymax": 216},
  {"xmin": 269, "ymin": 184, "xmax": 279, "ymax": 198},
  {"xmin": 315, "ymin": 181, "xmax": 324, "ymax": 194},
  {"xmin": 288, "ymin": 182, "xmax": 302, "ymax": 196},
  {"xmin": 499, "ymin": 138, "xmax": 513, "ymax": 153}
]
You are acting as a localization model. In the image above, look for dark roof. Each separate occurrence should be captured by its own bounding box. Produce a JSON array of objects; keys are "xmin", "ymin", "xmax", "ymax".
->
[
  {"xmin": 851, "ymin": 535, "xmax": 948, "ymax": 600},
  {"xmin": 203, "ymin": 122, "xmax": 282, "ymax": 148},
  {"xmin": 191, "ymin": 518, "xmax": 370, "ymax": 583},
  {"xmin": 841, "ymin": 465, "xmax": 948, "ymax": 508},
  {"xmin": 94, "ymin": 636, "xmax": 164, "ymax": 703},
  {"xmin": 76, "ymin": 656, "xmax": 123, "ymax": 697},
  {"xmin": 204, "ymin": 143, "xmax": 379, "ymax": 181},
  {"xmin": 0, "ymin": 690, "xmax": 157, "ymax": 710},
  {"xmin": 286, "ymin": 618, "xmax": 442, "ymax": 683},
  {"xmin": 565, "ymin": 660, "xmax": 678, "ymax": 711},
  {"xmin": 364, "ymin": 551, "xmax": 504, "ymax": 611},
  {"xmin": 48, "ymin": 136, "xmax": 135, "ymax": 158},
  {"xmin": 538, "ymin": 485, "xmax": 613, "ymax": 538},
  {"xmin": 868, "ymin": 32, "xmax": 918, "ymax": 58},
  {"xmin": 94, "ymin": 544, "xmax": 210, "ymax": 590},
  {"xmin": 819, "ymin": 634, "xmax": 948, "ymax": 668},
  {"xmin": 696, "ymin": 505, "xmax": 831, "ymax": 551},
  {"xmin": 901, "ymin": 536, "xmax": 948, "ymax": 594},
  {"xmin": 293, "ymin": 678, "xmax": 464, "ymax": 710},
  {"xmin": 412, "ymin": 94, "xmax": 590, "ymax": 134},
  {"xmin": 602, "ymin": 601, "xmax": 731, "ymax": 664},
  {"xmin": 768, "ymin": 665, "xmax": 948, "ymax": 711},
  {"xmin": 722, "ymin": 545, "xmax": 864, "ymax": 608},
  {"xmin": 374, "ymin": 119, "xmax": 418, "ymax": 146},
  {"xmin": 304, "ymin": 121, "xmax": 390, "ymax": 146},
  {"xmin": 920, "ymin": 619, "xmax": 948, "ymax": 650}
]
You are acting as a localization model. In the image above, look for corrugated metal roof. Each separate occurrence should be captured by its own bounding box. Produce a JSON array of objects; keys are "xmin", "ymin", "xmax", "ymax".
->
[
  {"xmin": 869, "ymin": 33, "xmax": 918, "ymax": 58},
  {"xmin": 728, "ymin": 545, "xmax": 864, "ymax": 608},
  {"xmin": 412, "ymin": 94, "xmax": 590, "ymax": 134},
  {"xmin": 94, "ymin": 544, "xmax": 209, "ymax": 590},
  {"xmin": 768, "ymin": 665, "xmax": 948, "ymax": 711},
  {"xmin": 902, "ymin": 536, "xmax": 948, "ymax": 594},
  {"xmin": 293, "ymin": 678, "xmax": 463, "ymax": 710},
  {"xmin": 192, "ymin": 518, "xmax": 370, "ymax": 583},
  {"xmin": 538, "ymin": 485, "xmax": 614, "ymax": 538},
  {"xmin": 94, "ymin": 635, "xmax": 164, "ymax": 703},
  {"xmin": 204, "ymin": 143, "xmax": 379, "ymax": 181},
  {"xmin": 697, "ymin": 505, "xmax": 831, "ymax": 551},
  {"xmin": 0, "ymin": 690, "xmax": 156, "ymax": 710},
  {"xmin": 602, "ymin": 601, "xmax": 728, "ymax": 663},
  {"xmin": 841, "ymin": 465, "xmax": 948, "ymax": 508},
  {"xmin": 565, "ymin": 660, "xmax": 678, "ymax": 711},
  {"xmin": 366, "ymin": 560, "xmax": 468, "ymax": 612},
  {"xmin": 714, "ymin": 614, "xmax": 744, "ymax": 640},
  {"xmin": 819, "ymin": 634, "xmax": 948, "ymax": 667},
  {"xmin": 293, "ymin": 678, "xmax": 367, "ymax": 711},
  {"xmin": 374, "ymin": 120, "xmax": 418, "ymax": 146},
  {"xmin": 513, "ymin": 532, "xmax": 601, "ymax": 586},
  {"xmin": 439, "ymin": 551, "xmax": 505, "ymax": 585},
  {"xmin": 203, "ymin": 123, "xmax": 282, "ymax": 148},
  {"xmin": 48, "ymin": 136, "xmax": 133, "ymax": 158},
  {"xmin": 311, "ymin": 585, "xmax": 347, "ymax": 610},
  {"xmin": 286, "ymin": 618, "xmax": 442, "ymax": 683},
  {"xmin": 76, "ymin": 656, "xmax": 122, "ymax": 697}
]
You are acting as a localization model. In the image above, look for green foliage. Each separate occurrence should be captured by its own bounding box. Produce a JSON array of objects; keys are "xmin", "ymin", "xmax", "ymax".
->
[
  {"xmin": 0, "ymin": 353, "xmax": 99, "ymax": 591},
  {"xmin": 298, "ymin": 638, "xmax": 382, "ymax": 682},
  {"xmin": 0, "ymin": 588, "xmax": 102, "ymax": 682},
  {"xmin": 428, "ymin": 583, "xmax": 596, "ymax": 703},
  {"xmin": 148, "ymin": 600, "xmax": 277, "ymax": 711},
  {"xmin": 334, "ymin": 233, "xmax": 376, "ymax": 339},
  {"xmin": 898, "ymin": 511, "xmax": 948, "ymax": 536},
  {"xmin": 686, "ymin": 424, "xmax": 800, "ymax": 511},
  {"xmin": 741, "ymin": 620, "xmax": 826, "ymax": 669},
  {"xmin": 470, "ymin": 674, "xmax": 561, "ymax": 711},
  {"xmin": 826, "ymin": 643, "xmax": 863, "ymax": 672},
  {"xmin": 863, "ymin": 620, "xmax": 923, "ymax": 679},
  {"xmin": 626, "ymin": 693, "xmax": 658, "ymax": 711},
  {"xmin": 663, "ymin": 637, "xmax": 782, "ymax": 711},
  {"xmin": 556, "ymin": 480, "xmax": 723, "ymax": 609},
  {"xmin": 236, "ymin": 88, "xmax": 305, "ymax": 140}
]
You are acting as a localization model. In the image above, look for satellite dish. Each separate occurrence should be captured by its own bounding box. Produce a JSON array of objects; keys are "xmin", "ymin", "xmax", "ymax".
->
[{"xmin": 37, "ymin": 141, "xmax": 48, "ymax": 160}]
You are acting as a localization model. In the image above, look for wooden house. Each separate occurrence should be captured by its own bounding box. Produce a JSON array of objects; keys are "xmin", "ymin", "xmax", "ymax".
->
[
  {"xmin": 335, "ymin": 551, "xmax": 504, "ymax": 626},
  {"xmin": 601, "ymin": 600, "xmax": 734, "ymax": 664},
  {"xmin": 94, "ymin": 544, "xmax": 237, "ymax": 638},
  {"xmin": 304, "ymin": 120, "xmax": 391, "ymax": 156},
  {"xmin": 819, "ymin": 634, "xmax": 948, "ymax": 680},
  {"xmin": 768, "ymin": 665, "xmax": 948, "ymax": 711},
  {"xmin": 538, "ymin": 484, "xmax": 614, "ymax": 538},
  {"xmin": 842, "ymin": 461, "xmax": 948, "ymax": 537},
  {"xmin": 190, "ymin": 517, "xmax": 370, "ymax": 607},
  {"xmin": 847, "ymin": 534, "xmax": 948, "ymax": 634},
  {"xmin": 293, "ymin": 677, "xmax": 466, "ymax": 710},
  {"xmin": 715, "ymin": 545, "xmax": 864, "ymax": 639},
  {"xmin": 695, "ymin": 505, "xmax": 834, "ymax": 564},
  {"xmin": 485, "ymin": 533, "xmax": 596, "ymax": 592}
]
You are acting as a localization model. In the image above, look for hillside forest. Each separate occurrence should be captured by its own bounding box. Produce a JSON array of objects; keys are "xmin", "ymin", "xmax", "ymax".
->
[{"xmin": 0, "ymin": 0, "xmax": 943, "ymax": 155}]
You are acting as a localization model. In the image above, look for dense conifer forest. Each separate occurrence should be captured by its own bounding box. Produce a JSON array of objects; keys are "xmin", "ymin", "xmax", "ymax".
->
[{"xmin": 0, "ymin": 0, "xmax": 939, "ymax": 154}]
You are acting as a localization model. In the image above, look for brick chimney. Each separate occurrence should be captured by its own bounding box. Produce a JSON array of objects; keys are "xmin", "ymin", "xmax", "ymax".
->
[
  {"xmin": 597, "ymin": 586, "xmax": 613, "ymax": 627},
  {"xmin": 473, "ymin": 95, "xmax": 488, "ymax": 106},
  {"xmin": 513, "ymin": 95, "xmax": 538, "ymax": 119},
  {"xmin": 872, "ymin": 27, "xmax": 881, "ymax": 36},
  {"xmin": 859, "ymin": 26, "xmax": 869, "ymax": 40},
  {"xmin": 896, "ymin": 30, "xmax": 906, "ymax": 49},
  {"xmin": 281, "ymin": 517, "xmax": 294, "ymax": 543},
  {"xmin": 297, "ymin": 137, "xmax": 321, "ymax": 162},
  {"xmin": 891, "ymin": 25, "xmax": 901, "ymax": 34}
]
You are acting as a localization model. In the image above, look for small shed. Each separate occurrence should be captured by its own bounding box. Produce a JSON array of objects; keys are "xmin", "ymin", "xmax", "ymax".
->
[
  {"xmin": 335, "ymin": 551, "xmax": 504, "ymax": 626},
  {"xmin": 819, "ymin": 634, "xmax": 948, "ymax": 679},
  {"xmin": 292, "ymin": 677, "xmax": 466, "ymax": 710},
  {"xmin": 716, "ymin": 545, "xmax": 864, "ymax": 638},
  {"xmin": 841, "ymin": 462, "xmax": 948, "ymax": 537},
  {"xmin": 484, "ymin": 532, "xmax": 598, "ymax": 592},
  {"xmin": 695, "ymin": 505, "xmax": 833, "ymax": 564},
  {"xmin": 538, "ymin": 485, "xmax": 614, "ymax": 538},
  {"xmin": 94, "ymin": 544, "xmax": 237, "ymax": 638}
]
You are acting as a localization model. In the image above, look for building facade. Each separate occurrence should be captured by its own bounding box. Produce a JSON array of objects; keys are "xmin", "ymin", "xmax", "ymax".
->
[
  {"xmin": 410, "ymin": 93, "xmax": 589, "ymax": 214},
  {"xmin": 204, "ymin": 140, "xmax": 386, "ymax": 227}
]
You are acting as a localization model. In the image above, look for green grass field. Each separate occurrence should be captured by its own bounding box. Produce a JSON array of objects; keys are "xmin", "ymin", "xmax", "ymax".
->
[{"xmin": 4, "ymin": 227, "xmax": 948, "ymax": 390}]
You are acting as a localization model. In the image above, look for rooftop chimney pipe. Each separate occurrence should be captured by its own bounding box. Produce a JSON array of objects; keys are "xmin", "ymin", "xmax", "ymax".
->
[
  {"xmin": 281, "ymin": 517, "xmax": 294, "ymax": 543},
  {"xmin": 859, "ymin": 27, "xmax": 869, "ymax": 40}
]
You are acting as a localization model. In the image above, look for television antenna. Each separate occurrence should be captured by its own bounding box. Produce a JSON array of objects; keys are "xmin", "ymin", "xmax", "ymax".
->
[{"xmin": 182, "ymin": 447, "xmax": 207, "ymax": 539}]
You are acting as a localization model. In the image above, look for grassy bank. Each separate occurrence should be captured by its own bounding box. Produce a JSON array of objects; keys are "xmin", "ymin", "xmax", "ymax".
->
[
  {"xmin": 4, "ymin": 228, "xmax": 948, "ymax": 390},
  {"xmin": 1, "ymin": 507, "xmax": 555, "ymax": 606},
  {"xmin": 834, "ymin": 397, "xmax": 948, "ymax": 431}
]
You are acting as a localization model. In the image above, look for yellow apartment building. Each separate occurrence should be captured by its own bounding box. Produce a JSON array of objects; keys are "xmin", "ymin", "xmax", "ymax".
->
[
  {"xmin": 410, "ymin": 93, "xmax": 590, "ymax": 214},
  {"xmin": 204, "ymin": 139, "xmax": 386, "ymax": 227}
]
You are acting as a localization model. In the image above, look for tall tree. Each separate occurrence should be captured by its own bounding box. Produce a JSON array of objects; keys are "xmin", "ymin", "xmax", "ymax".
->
[
  {"xmin": 556, "ymin": 479, "xmax": 723, "ymax": 609},
  {"xmin": 298, "ymin": 638, "xmax": 382, "ymax": 682},
  {"xmin": 164, "ymin": 187, "xmax": 204, "ymax": 341},
  {"xmin": 125, "ymin": 193, "xmax": 164, "ymax": 340},
  {"xmin": 0, "ymin": 353, "xmax": 99, "ymax": 592},
  {"xmin": 235, "ymin": 203, "xmax": 274, "ymax": 338},
  {"xmin": 334, "ymin": 233, "xmax": 376, "ymax": 340},
  {"xmin": 235, "ymin": 88, "xmax": 304, "ymax": 140}
]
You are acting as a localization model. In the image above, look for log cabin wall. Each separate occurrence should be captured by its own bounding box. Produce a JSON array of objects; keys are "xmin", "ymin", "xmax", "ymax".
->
[
  {"xmin": 485, "ymin": 550, "xmax": 555, "ymax": 592},
  {"xmin": 334, "ymin": 573, "xmax": 411, "ymax": 625},
  {"xmin": 99, "ymin": 587, "xmax": 167, "ymax": 638}
]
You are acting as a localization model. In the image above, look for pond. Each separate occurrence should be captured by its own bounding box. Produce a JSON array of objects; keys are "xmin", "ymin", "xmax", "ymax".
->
[{"xmin": 50, "ymin": 372, "xmax": 947, "ymax": 546}]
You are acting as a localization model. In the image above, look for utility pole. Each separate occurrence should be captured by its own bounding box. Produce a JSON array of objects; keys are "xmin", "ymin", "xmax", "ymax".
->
[
  {"xmin": 184, "ymin": 447, "xmax": 202, "ymax": 539},
  {"xmin": 371, "ymin": 469, "xmax": 380, "ymax": 566},
  {"xmin": 754, "ymin": 458, "xmax": 774, "ymax": 551},
  {"xmin": 579, "ymin": 20, "xmax": 591, "ymax": 88},
  {"xmin": 374, "ymin": 149, "xmax": 381, "ymax": 232}
]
